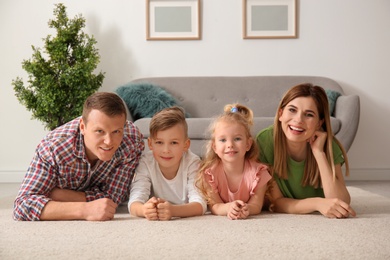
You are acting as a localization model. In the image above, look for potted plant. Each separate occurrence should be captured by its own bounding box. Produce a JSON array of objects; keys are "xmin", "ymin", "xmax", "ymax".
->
[{"xmin": 12, "ymin": 3, "xmax": 105, "ymax": 130}]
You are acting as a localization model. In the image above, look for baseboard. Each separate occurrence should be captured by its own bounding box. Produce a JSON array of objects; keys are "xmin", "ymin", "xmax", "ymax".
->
[
  {"xmin": 1, "ymin": 168, "xmax": 389, "ymax": 183},
  {"xmin": 0, "ymin": 171, "xmax": 25, "ymax": 183},
  {"xmin": 346, "ymin": 168, "xmax": 390, "ymax": 181}
]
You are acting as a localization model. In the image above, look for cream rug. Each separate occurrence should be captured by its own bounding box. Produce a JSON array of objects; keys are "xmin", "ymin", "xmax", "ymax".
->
[{"xmin": 1, "ymin": 186, "xmax": 389, "ymax": 260}]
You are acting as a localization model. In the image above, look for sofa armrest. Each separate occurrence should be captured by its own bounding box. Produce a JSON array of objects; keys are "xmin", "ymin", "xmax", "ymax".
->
[{"xmin": 333, "ymin": 95, "xmax": 360, "ymax": 152}]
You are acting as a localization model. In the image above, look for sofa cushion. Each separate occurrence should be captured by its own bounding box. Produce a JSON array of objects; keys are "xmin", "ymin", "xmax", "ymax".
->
[
  {"xmin": 134, "ymin": 117, "xmax": 341, "ymax": 140},
  {"xmin": 116, "ymin": 82, "xmax": 181, "ymax": 121},
  {"xmin": 326, "ymin": 89, "xmax": 342, "ymax": 116}
]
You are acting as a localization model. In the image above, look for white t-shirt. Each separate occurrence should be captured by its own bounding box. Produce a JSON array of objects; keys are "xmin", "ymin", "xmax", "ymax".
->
[{"xmin": 128, "ymin": 150, "xmax": 207, "ymax": 214}]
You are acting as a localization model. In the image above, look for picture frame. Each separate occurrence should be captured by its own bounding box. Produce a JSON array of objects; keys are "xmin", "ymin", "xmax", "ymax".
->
[
  {"xmin": 243, "ymin": 0, "xmax": 297, "ymax": 39},
  {"xmin": 146, "ymin": 0, "xmax": 201, "ymax": 40}
]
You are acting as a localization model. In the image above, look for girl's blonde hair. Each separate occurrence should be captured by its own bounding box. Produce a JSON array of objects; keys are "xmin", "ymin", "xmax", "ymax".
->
[
  {"xmin": 272, "ymin": 83, "xmax": 349, "ymax": 188},
  {"xmin": 195, "ymin": 103, "xmax": 259, "ymax": 202}
]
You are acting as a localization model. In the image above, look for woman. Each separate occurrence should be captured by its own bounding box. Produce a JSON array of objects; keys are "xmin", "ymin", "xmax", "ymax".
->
[{"xmin": 256, "ymin": 83, "xmax": 356, "ymax": 218}]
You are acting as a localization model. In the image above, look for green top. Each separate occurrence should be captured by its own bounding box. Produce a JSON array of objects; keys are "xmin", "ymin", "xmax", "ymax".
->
[{"xmin": 256, "ymin": 126, "xmax": 344, "ymax": 199}]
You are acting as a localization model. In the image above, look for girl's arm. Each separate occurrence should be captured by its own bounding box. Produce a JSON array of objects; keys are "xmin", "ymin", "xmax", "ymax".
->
[
  {"xmin": 208, "ymin": 192, "xmax": 232, "ymax": 216},
  {"xmin": 245, "ymin": 184, "xmax": 267, "ymax": 216},
  {"xmin": 208, "ymin": 192, "xmax": 252, "ymax": 220},
  {"xmin": 270, "ymin": 181, "xmax": 356, "ymax": 218}
]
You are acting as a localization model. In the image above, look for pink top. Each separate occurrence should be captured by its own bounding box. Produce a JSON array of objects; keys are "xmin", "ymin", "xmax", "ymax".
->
[{"xmin": 204, "ymin": 160, "xmax": 271, "ymax": 203}]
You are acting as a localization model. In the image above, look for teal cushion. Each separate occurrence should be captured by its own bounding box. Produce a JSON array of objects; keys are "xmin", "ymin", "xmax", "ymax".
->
[
  {"xmin": 326, "ymin": 89, "xmax": 341, "ymax": 116},
  {"xmin": 116, "ymin": 82, "xmax": 180, "ymax": 121}
]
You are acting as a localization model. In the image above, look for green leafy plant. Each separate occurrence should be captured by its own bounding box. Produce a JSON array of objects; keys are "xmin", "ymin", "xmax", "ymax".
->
[{"xmin": 12, "ymin": 3, "xmax": 105, "ymax": 130}]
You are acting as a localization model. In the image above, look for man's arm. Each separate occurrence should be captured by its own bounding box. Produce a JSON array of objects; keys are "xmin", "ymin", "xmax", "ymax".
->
[
  {"xmin": 48, "ymin": 188, "xmax": 86, "ymax": 202},
  {"xmin": 40, "ymin": 199, "xmax": 117, "ymax": 221},
  {"xmin": 13, "ymin": 150, "xmax": 58, "ymax": 221}
]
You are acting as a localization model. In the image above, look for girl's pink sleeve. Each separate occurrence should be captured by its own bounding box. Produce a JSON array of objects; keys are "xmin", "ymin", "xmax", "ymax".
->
[
  {"xmin": 250, "ymin": 164, "xmax": 272, "ymax": 195},
  {"xmin": 204, "ymin": 168, "xmax": 218, "ymax": 193}
]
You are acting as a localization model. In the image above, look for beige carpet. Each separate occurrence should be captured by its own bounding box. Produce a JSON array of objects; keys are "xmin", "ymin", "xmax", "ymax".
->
[{"xmin": 1, "ymin": 186, "xmax": 389, "ymax": 260}]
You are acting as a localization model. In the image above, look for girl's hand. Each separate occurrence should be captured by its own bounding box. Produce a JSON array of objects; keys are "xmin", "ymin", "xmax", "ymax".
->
[
  {"xmin": 317, "ymin": 198, "xmax": 357, "ymax": 218},
  {"xmin": 156, "ymin": 198, "xmax": 173, "ymax": 221},
  {"xmin": 309, "ymin": 130, "xmax": 327, "ymax": 154},
  {"xmin": 227, "ymin": 200, "xmax": 246, "ymax": 220},
  {"xmin": 143, "ymin": 197, "xmax": 159, "ymax": 220},
  {"xmin": 237, "ymin": 203, "xmax": 250, "ymax": 219}
]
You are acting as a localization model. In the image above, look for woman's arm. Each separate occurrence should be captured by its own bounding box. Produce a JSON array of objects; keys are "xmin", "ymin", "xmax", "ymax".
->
[
  {"xmin": 310, "ymin": 130, "xmax": 351, "ymax": 203},
  {"xmin": 316, "ymin": 154, "xmax": 351, "ymax": 203},
  {"xmin": 270, "ymin": 180, "xmax": 356, "ymax": 218}
]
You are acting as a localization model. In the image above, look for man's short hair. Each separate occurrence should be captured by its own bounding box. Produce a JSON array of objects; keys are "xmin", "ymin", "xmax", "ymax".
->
[
  {"xmin": 82, "ymin": 92, "xmax": 127, "ymax": 123},
  {"xmin": 149, "ymin": 106, "xmax": 188, "ymax": 139}
]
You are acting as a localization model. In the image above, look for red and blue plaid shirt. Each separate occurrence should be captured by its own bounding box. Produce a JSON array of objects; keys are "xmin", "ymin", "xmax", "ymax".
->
[{"xmin": 13, "ymin": 117, "xmax": 144, "ymax": 221}]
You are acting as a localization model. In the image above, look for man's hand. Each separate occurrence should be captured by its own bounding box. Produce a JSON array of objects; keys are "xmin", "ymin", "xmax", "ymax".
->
[{"xmin": 83, "ymin": 198, "xmax": 118, "ymax": 221}]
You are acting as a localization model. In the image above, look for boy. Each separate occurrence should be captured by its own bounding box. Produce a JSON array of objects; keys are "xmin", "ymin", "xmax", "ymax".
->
[{"xmin": 128, "ymin": 106, "xmax": 206, "ymax": 220}]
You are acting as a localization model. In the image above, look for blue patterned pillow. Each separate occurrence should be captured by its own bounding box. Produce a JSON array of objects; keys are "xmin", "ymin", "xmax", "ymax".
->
[
  {"xmin": 326, "ymin": 89, "xmax": 341, "ymax": 116},
  {"xmin": 116, "ymin": 82, "xmax": 179, "ymax": 121}
]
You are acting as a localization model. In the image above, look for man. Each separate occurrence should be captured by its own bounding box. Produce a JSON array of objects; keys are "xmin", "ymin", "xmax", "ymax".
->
[{"xmin": 13, "ymin": 92, "xmax": 144, "ymax": 221}]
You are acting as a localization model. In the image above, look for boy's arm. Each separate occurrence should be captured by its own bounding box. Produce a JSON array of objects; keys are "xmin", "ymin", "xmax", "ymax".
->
[
  {"xmin": 130, "ymin": 198, "xmax": 159, "ymax": 220},
  {"xmin": 128, "ymin": 155, "xmax": 153, "ymax": 215},
  {"xmin": 186, "ymin": 155, "xmax": 207, "ymax": 214},
  {"xmin": 171, "ymin": 202, "xmax": 204, "ymax": 218},
  {"xmin": 156, "ymin": 199, "xmax": 204, "ymax": 220},
  {"xmin": 129, "ymin": 201, "xmax": 145, "ymax": 217}
]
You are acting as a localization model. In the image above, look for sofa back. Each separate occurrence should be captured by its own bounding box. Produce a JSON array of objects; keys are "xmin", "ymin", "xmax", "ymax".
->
[
  {"xmin": 130, "ymin": 76, "xmax": 344, "ymax": 118},
  {"xmin": 130, "ymin": 75, "xmax": 355, "ymax": 156}
]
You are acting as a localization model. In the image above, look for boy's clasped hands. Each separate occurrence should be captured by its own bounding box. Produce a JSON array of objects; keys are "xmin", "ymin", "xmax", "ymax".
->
[{"xmin": 143, "ymin": 197, "xmax": 173, "ymax": 221}]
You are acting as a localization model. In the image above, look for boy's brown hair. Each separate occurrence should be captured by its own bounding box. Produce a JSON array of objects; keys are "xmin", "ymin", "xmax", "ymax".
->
[{"xmin": 149, "ymin": 106, "xmax": 188, "ymax": 139}]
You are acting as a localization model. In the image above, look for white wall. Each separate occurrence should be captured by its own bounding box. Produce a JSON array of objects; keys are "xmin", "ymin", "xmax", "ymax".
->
[{"xmin": 1, "ymin": 0, "xmax": 389, "ymax": 182}]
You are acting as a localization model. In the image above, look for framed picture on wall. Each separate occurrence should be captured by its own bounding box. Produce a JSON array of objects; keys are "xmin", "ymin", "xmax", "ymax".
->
[
  {"xmin": 146, "ymin": 0, "xmax": 201, "ymax": 40},
  {"xmin": 243, "ymin": 0, "xmax": 297, "ymax": 39}
]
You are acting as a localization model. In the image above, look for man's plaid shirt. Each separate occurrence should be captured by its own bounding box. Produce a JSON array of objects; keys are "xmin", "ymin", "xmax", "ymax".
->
[{"xmin": 13, "ymin": 117, "xmax": 144, "ymax": 221}]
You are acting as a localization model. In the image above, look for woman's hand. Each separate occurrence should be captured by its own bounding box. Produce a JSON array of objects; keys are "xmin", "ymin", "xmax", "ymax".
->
[
  {"xmin": 317, "ymin": 198, "xmax": 356, "ymax": 218},
  {"xmin": 308, "ymin": 130, "xmax": 327, "ymax": 155}
]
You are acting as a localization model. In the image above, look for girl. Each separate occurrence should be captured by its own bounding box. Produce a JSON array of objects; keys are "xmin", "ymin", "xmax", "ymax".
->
[
  {"xmin": 256, "ymin": 83, "xmax": 356, "ymax": 218},
  {"xmin": 196, "ymin": 103, "xmax": 271, "ymax": 220}
]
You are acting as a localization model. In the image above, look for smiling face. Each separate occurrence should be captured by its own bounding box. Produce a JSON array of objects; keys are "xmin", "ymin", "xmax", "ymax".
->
[
  {"xmin": 212, "ymin": 120, "xmax": 252, "ymax": 165},
  {"xmin": 148, "ymin": 124, "xmax": 190, "ymax": 178},
  {"xmin": 80, "ymin": 109, "xmax": 125, "ymax": 165},
  {"xmin": 278, "ymin": 96, "xmax": 323, "ymax": 145}
]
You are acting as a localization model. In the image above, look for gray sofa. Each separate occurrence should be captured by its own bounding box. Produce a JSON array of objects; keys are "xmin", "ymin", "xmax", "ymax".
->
[{"xmin": 126, "ymin": 76, "xmax": 360, "ymax": 157}]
